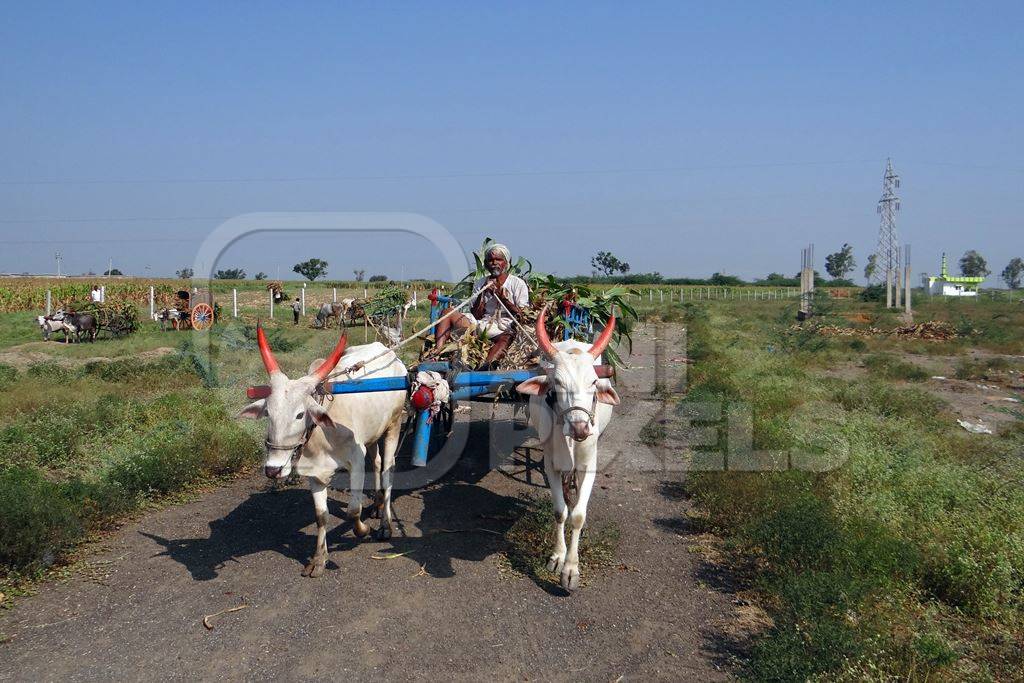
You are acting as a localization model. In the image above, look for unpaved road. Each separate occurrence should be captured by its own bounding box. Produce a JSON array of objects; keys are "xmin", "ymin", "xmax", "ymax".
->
[{"xmin": 0, "ymin": 323, "xmax": 740, "ymax": 681}]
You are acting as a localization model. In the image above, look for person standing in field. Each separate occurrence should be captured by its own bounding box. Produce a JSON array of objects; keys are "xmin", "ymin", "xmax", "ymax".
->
[
  {"xmin": 433, "ymin": 243, "xmax": 529, "ymax": 369},
  {"xmin": 90, "ymin": 285, "xmax": 102, "ymax": 303},
  {"xmin": 292, "ymin": 297, "xmax": 301, "ymax": 325}
]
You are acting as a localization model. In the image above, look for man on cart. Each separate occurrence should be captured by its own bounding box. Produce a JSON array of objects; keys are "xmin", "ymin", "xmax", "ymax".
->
[{"xmin": 434, "ymin": 243, "xmax": 529, "ymax": 370}]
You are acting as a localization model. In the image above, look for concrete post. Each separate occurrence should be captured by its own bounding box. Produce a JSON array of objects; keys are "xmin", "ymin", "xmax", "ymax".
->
[
  {"xmin": 46, "ymin": 289, "xmax": 52, "ymax": 315},
  {"xmin": 270, "ymin": 290, "xmax": 274, "ymax": 318},
  {"xmin": 301, "ymin": 285, "xmax": 306, "ymax": 316},
  {"xmin": 333, "ymin": 287, "xmax": 337, "ymax": 302},
  {"xmin": 149, "ymin": 286, "xmax": 155, "ymax": 318},
  {"xmin": 233, "ymin": 289, "xmax": 238, "ymax": 317}
]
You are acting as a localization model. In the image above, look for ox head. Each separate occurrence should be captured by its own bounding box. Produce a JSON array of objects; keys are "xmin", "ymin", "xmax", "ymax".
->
[
  {"xmin": 516, "ymin": 308, "xmax": 620, "ymax": 442},
  {"xmin": 238, "ymin": 324, "xmax": 348, "ymax": 479}
]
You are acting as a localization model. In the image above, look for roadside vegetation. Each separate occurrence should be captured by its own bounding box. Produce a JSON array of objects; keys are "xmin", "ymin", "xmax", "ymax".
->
[
  {"xmin": 681, "ymin": 297, "xmax": 1024, "ymax": 680},
  {"xmin": 0, "ymin": 350, "xmax": 261, "ymax": 591}
]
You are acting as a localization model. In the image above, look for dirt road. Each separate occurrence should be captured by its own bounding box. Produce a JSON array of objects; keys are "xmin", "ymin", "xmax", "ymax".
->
[{"xmin": 0, "ymin": 323, "xmax": 740, "ymax": 681}]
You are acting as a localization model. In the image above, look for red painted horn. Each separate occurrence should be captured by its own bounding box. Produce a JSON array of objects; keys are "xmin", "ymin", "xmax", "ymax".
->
[
  {"xmin": 311, "ymin": 333, "xmax": 348, "ymax": 382},
  {"xmin": 588, "ymin": 312, "xmax": 616, "ymax": 358},
  {"xmin": 257, "ymin": 323, "xmax": 280, "ymax": 375},
  {"xmin": 535, "ymin": 307, "xmax": 559, "ymax": 358}
]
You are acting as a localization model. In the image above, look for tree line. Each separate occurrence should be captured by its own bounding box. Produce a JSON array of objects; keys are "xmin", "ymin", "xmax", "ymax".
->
[{"xmin": 170, "ymin": 248, "xmax": 1024, "ymax": 290}]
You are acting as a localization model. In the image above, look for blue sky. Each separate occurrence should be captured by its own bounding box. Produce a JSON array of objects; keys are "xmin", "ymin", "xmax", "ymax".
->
[{"xmin": 1, "ymin": 2, "xmax": 1020, "ymax": 282}]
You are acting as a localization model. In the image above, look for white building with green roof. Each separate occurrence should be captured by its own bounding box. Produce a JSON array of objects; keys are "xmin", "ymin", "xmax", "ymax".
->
[{"xmin": 928, "ymin": 253, "xmax": 984, "ymax": 297}]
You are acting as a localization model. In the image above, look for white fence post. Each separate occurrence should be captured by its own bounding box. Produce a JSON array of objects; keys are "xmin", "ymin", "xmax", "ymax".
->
[
  {"xmin": 333, "ymin": 287, "xmax": 337, "ymax": 303},
  {"xmin": 270, "ymin": 290, "xmax": 274, "ymax": 318},
  {"xmin": 301, "ymin": 285, "xmax": 306, "ymax": 316},
  {"xmin": 46, "ymin": 289, "xmax": 52, "ymax": 315},
  {"xmin": 364, "ymin": 287, "xmax": 368, "ymax": 298},
  {"xmin": 100, "ymin": 285, "xmax": 106, "ymax": 303},
  {"xmin": 149, "ymin": 286, "xmax": 155, "ymax": 318},
  {"xmin": 232, "ymin": 289, "xmax": 238, "ymax": 317}
]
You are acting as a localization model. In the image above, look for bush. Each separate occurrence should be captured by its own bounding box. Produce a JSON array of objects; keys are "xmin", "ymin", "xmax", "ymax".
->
[
  {"xmin": 27, "ymin": 362, "xmax": 74, "ymax": 383},
  {"xmin": 0, "ymin": 466, "xmax": 82, "ymax": 570},
  {"xmin": 0, "ymin": 381, "xmax": 261, "ymax": 573}
]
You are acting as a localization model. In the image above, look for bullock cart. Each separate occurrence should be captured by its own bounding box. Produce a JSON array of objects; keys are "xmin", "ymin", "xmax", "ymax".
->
[
  {"xmin": 158, "ymin": 290, "xmax": 215, "ymax": 331},
  {"xmin": 245, "ymin": 287, "xmax": 613, "ymax": 468}
]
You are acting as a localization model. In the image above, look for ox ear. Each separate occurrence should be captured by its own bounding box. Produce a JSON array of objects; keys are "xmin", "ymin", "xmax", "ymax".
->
[
  {"xmin": 238, "ymin": 399, "xmax": 267, "ymax": 419},
  {"xmin": 306, "ymin": 358, "xmax": 326, "ymax": 376},
  {"xmin": 595, "ymin": 379, "xmax": 620, "ymax": 406},
  {"xmin": 516, "ymin": 376, "xmax": 549, "ymax": 396},
  {"xmin": 306, "ymin": 399, "xmax": 336, "ymax": 430}
]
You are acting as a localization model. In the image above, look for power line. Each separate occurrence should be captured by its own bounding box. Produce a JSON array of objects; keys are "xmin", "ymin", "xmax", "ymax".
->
[{"xmin": 0, "ymin": 159, "xmax": 882, "ymax": 186}]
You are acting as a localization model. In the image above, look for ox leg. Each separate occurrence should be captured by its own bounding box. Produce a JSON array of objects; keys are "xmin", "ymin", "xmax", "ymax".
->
[
  {"xmin": 375, "ymin": 420, "xmax": 400, "ymax": 540},
  {"xmin": 302, "ymin": 478, "xmax": 330, "ymax": 578},
  {"xmin": 544, "ymin": 453, "xmax": 569, "ymax": 576},
  {"xmin": 369, "ymin": 442, "xmax": 382, "ymax": 519},
  {"xmin": 347, "ymin": 445, "xmax": 371, "ymax": 538},
  {"xmin": 561, "ymin": 466, "xmax": 596, "ymax": 592}
]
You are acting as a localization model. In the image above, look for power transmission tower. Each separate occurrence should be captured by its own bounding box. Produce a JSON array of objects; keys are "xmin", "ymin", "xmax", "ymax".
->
[{"xmin": 872, "ymin": 159, "xmax": 901, "ymax": 307}]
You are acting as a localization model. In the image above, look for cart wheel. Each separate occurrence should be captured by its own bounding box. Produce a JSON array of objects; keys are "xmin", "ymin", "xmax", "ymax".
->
[{"xmin": 191, "ymin": 303, "xmax": 214, "ymax": 330}]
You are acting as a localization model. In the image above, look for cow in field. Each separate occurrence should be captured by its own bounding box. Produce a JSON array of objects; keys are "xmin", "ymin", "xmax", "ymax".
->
[
  {"xmin": 516, "ymin": 308, "xmax": 619, "ymax": 591},
  {"xmin": 239, "ymin": 326, "xmax": 407, "ymax": 577}
]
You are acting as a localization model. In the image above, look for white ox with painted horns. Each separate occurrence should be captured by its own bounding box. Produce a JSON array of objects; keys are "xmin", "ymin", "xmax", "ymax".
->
[
  {"xmin": 239, "ymin": 325, "xmax": 407, "ymax": 577},
  {"xmin": 515, "ymin": 308, "xmax": 620, "ymax": 591}
]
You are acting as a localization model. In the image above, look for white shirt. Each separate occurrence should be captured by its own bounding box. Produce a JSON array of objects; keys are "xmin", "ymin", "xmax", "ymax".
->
[
  {"xmin": 90, "ymin": 289, "xmax": 102, "ymax": 302},
  {"xmin": 472, "ymin": 274, "xmax": 529, "ymax": 317},
  {"xmin": 468, "ymin": 274, "xmax": 529, "ymax": 337}
]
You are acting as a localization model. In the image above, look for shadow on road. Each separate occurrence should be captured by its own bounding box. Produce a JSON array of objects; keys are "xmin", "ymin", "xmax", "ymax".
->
[
  {"xmin": 140, "ymin": 487, "xmax": 359, "ymax": 581},
  {"xmin": 143, "ymin": 414, "xmax": 533, "ymax": 582}
]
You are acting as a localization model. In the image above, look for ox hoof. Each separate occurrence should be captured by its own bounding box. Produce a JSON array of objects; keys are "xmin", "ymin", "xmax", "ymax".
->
[
  {"xmin": 351, "ymin": 518, "xmax": 371, "ymax": 539},
  {"xmin": 302, "ymin": 557, "xmax": 326, "ymax": 578},
  {"xmin": 374, "ymin": 525, "xmax": 392, "ymax": 541},
  {"xmin": 546, "ymin": 555, "xmax": 565, "ymax": 574},
  {"xmin": 561, "ymin": 567, "xmax": 580, "ymax": 592}
]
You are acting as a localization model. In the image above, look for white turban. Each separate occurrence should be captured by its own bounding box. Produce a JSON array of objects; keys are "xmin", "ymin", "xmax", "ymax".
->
[{"xmin": 485, "ymin": 243, "xmax": 511, "ymax": 262}]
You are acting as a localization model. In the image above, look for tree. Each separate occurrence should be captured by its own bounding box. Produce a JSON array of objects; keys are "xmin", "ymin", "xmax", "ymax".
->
[
  {"xmin": 175, "ymin": 268, "xmax": 194, "ymax": 279},
  {"xmin": 591, "ymin": 251, "xmax": 630, "ymax": 277},
  {"xmin": 368, "ymin": 274, "xmax": 388, "ymax": 282},
  {"xmin": 104, "ymin": 268, "xmax": 123, "ymax": 276},
  {"xmin": 214, "ymin": 268, "xmax": 246, "ymax": 279},
  {"xmin": 709, "ymin": 272, "xmax": 742, "ymax": 286},
  {"xmin": 959, "ymin": 250, "xmax": 990, "ymax": 278},
  {"xmin": 254, "ymin": 272, "xmax": 267, "ymax": 280},
  {"xmin": 293, "ymin": 258, "xmax": 329, "ymax": 281},
  {"xmin": 864, "ymin": 253, "xmax": 878, "ymax": 281},
  {"xmin": 825, "ymin": 243, "xmax": 856, "ymax": 279},
  {"xmin": 1001, "ymin": 257, "xmax": 1024, "ymax": 290},
  {"xmin": 353, "ymin": 269, "xmax": 366, "ymax": 282}
]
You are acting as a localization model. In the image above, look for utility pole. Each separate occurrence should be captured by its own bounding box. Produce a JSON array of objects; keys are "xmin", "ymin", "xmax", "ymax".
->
[
  {"xmin": 872, "ymin": 159, "xmax": 901, "ymax": 308},
  {"xmin": 904, "ymin": 244, "xmax": 912, "ymax": 315}
]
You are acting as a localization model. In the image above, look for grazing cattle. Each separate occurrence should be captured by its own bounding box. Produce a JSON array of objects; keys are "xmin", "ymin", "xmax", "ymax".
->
[
  {"xmin": 239, "ymin": 327, "xmax": 407, "ymax": 577},
  {"xmin": 516, "ymin": 308, "xmax": 619, "ymax": 592}
]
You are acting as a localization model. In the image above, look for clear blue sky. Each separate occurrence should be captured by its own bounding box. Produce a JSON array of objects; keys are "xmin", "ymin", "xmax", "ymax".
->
[{"xmin": 2, "ymin": 2, "xmax": 1020, "ymax": 282}]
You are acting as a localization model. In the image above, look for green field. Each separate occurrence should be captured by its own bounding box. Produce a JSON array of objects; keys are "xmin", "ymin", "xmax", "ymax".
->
[{"xmin": 674, "ymin": 295, "xmax": 1023, "ymax": 680}]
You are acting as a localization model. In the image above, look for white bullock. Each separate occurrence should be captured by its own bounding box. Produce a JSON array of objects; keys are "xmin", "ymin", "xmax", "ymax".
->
[
  {"xmin": 516, "ymin": 309, "xmax": 620, "ymax": 591},
  {"xmin": 239, "ymin": 326, "xmax": 407, "ymax": 577}
]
